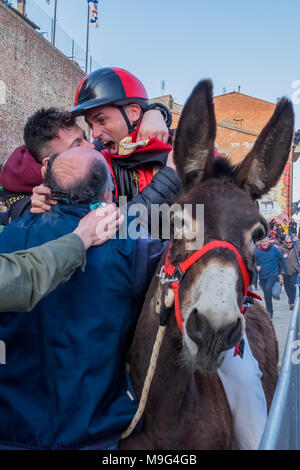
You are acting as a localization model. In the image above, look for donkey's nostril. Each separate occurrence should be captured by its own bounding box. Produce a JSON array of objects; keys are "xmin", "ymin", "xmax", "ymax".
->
[
  {"xmin": 223, "ymin": 318, "xmax": 242, "ymax": 350},
  {"xmin": 186, "ymin": 309, "xmax": 209, "ymax": 348}
]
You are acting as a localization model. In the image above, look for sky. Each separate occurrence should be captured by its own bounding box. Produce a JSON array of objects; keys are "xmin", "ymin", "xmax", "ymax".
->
[{"xmin": 11, "ymin": 0, "xmax": 300, "ymax": 201}]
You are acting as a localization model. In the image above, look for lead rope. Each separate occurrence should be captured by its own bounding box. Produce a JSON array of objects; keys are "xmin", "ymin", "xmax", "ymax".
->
[
  {"xmin": 121, "ymin": 324, "xmax": 166, "ymax": 440},
  {"xmin": 121, "ymin": 267, "xmax": 173, "ymax": 440}
]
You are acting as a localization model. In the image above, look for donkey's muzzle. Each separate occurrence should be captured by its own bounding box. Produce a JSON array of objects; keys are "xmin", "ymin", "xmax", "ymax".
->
[{"xmin": 186, "ymin": 309, "xmax": 242, "ymax": 363}]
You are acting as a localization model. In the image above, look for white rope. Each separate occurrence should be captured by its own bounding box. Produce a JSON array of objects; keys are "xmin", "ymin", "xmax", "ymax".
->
[{"xmin": 121, "ymin": 324, "xmax": 166, "ymax": 440}]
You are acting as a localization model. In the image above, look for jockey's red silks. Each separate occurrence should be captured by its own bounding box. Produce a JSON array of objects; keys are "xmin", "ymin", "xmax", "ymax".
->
[
  {"xmin": 101, "ymin": 122, "xmax": 172, "ymax": 197},
  {"xmin": 110, "ymin": 121, "xmax": 172, "ymax": 158},
  {"xmin": 163, "ymin": 241, "xmax": 262, "ymax": 347}
]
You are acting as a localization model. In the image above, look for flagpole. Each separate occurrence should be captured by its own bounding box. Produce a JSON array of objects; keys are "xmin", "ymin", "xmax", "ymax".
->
[
  {"xmin": 85, "ymin": 3, "xmax": 90, "ymax": 73},
  {"xmin": 52, "ymin": 0, "xmax": 58, "ymax": 46}
]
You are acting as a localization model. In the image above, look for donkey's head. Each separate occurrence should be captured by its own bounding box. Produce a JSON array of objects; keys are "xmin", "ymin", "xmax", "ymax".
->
[{"xmin": 169, "ymin": 80, "xmax": 294, "ymax": 372}]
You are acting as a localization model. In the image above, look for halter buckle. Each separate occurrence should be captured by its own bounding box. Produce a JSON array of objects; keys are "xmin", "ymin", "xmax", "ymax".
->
[{"xmin": 157, "ymin": 265, "xmax": 184, "ymax": 285}]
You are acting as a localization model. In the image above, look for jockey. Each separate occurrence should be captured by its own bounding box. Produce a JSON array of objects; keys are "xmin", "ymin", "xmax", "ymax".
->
[{"xmin": 71, "ymin": 67, "xmax": 180, "ymax": 213}]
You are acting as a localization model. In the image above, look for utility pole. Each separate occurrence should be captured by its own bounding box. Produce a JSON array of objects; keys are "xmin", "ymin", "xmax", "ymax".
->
[
  {"xmin": 52, "ymin": 0, "xmax": 58, "ymax": 46},
  {"xmin": 85, "ymin": 4, "xmax": 90, "ymax": 73}
]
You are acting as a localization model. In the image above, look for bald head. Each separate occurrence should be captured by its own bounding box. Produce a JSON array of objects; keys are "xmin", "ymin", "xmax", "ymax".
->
[
  {"xmin": 51, "ymin": 147, "xmax": 100, "ymax": 189},
  {"xmin": 44, "ymin": 147, "xmax": 113, "ymax": 204}
]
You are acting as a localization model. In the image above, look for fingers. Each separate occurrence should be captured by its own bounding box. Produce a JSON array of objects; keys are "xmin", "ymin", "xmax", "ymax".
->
[
  {"xmin": 159, "ymin": 131, "xmax": 169, "ymax": 144},
  {"xmin": 31, "ymin": 184, "xmax": 57, "ymax": 213},
  {"xmin": 137, "ymin": 130, "xmax": 169, "ymax": 144},
  {"xmin": 95, "ymin": 205, "xmax": 123, "ymax": 242},
  {"xmin": 32, "ymin": 184, "xmax": 51, "ymax": 197},
  {"xmin": 74, "ymin": 204, "xmax": 124, "ymax": 249},
  {"xmin": 95, "ymin": 202, "xmax": 118, "ymax": 218},
  {"xmin": 94, "ymin": 214, "xmax": 125, "ymax": 246}
]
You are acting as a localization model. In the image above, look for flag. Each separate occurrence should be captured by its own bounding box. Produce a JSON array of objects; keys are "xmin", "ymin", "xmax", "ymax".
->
[
  {"xmin": 88, "ymin": 0, "xmax": 99, "ymax": 28},
  {"xmin": 17, "ymin": 0, "xmax": 26, "ymax": 15}
]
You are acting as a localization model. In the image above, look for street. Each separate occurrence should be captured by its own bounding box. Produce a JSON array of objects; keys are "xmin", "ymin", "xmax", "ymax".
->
[{"xmin": 256, "ymin": 285, "xmax": 292, "ymax": 369}]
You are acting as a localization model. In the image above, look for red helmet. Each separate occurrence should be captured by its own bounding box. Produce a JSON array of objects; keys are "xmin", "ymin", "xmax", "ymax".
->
[{"xmin": 72, "ymin": 67, "xmax": 149, "ymax": 115}]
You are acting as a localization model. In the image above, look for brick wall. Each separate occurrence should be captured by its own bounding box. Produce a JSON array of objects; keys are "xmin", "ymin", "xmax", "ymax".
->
[
  {"xmin": 214, "ymin": 92, "xmax": 276, "ymax": 164},
  {"xmin": 0, "ymin": 3, "xmax": 86, "ymax": 163},
  {"xmin": 150, "ymin": 95, "xmax": 183, "ymax": 130},
  {"xmin": 151, "ymin": 92, "xmax": 276, "ymax": 159}
]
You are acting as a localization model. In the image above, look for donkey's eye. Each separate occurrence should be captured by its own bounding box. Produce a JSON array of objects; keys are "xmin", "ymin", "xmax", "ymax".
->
[{"xmin": 252, "ymin": 227, "xmax": 265, "ymax": 243}]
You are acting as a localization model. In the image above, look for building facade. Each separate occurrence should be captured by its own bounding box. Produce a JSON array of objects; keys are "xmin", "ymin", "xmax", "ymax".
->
[{"xmin": 0, "ymin": 3, "xmax": 85, "ymax": 164}]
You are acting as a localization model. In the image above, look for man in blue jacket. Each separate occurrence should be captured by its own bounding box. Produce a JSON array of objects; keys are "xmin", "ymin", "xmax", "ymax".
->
[
  {"xmin": 0, "ymin": 147, "xmax": 165, "ymax": 450},
  {"xmin": 255, "ymin": 237, "xmax": 287, "ymax": 318}
]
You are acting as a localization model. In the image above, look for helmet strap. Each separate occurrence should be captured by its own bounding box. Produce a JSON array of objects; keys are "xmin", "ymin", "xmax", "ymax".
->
[{"xmin": 118, "ymin": 106, "xmax": 143, "ymax": 135}]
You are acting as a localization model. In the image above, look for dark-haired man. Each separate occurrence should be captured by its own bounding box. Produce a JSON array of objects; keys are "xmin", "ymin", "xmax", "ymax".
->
[{"xmin": 0, "ymin": 108, "xmax": 94, "ymax": 220}]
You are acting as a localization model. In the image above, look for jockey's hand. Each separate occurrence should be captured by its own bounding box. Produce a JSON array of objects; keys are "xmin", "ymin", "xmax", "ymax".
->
[
  {"xmin": 73, "ymin": 203, "xmax": 124, "ymax": 249},
  {"xmin": 31, "ymin": 184, "xmax": 57, "ymax": 214},
  {"xmin": 278, "ymin": 274, "xmax": 283, "ymax": 284},
  {"xmin": 137, "ymin": 110, "xmax": 169, "ymax": 144},
  {"xmin": 166, "ymin": 150, "xmax": 176, "ymax": 170},
  {"xmin": 256, "ymin": 266, "xmax": 261, "ymax": 272}
]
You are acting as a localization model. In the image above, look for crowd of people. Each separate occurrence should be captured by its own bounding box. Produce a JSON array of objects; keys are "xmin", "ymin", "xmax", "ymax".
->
[
  {"xmin": 0, "ymin": 66, "xmax": 294, "ymax": 450},
  {"xmin": 253, "ymin": 218, "xmax": 300, "ymax": 318}
]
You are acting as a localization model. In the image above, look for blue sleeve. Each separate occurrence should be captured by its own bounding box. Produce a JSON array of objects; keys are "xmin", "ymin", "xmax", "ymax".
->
[
  {"xmin": 132, "ymin": 237, "xmax": 168, "ymax": 303},
  {"xmin": 274, "ymin": 246, "xmax": 287, "ymax": 273}
]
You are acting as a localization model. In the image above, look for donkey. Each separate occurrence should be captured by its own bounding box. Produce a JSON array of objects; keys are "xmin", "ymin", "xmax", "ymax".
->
[{"xmin": 120, "ymin": 80, "xmax": 294, "ymax": 450}]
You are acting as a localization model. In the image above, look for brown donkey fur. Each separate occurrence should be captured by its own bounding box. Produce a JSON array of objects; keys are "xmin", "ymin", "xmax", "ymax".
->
[{"xmin": 120, "ymin": 80, "xmax": 294, "ymax": 450}]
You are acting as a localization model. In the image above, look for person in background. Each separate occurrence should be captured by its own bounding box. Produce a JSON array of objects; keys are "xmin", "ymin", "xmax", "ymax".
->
[
  {"xmin": 277, "ymin": 223, "xmax": 286, "ymax": 244},
  {"xmin": 289, "ymin": 218, "xmax": 298, "ymax": 236},
  {"xmin": 281, "ymin": 218, "xmax": 289, "ymax": 236},
  {"xmin": 255, "ymin": 236, "xmax": 287, "ymax": 318},
  {"xmin": 279, "ymin": 235, "xmax": 300, "ymax": 310}
]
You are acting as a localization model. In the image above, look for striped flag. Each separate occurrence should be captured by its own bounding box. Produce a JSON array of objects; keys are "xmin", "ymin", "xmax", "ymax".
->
[
  {"xmin": 88, "ymin": 0, "xmax": 99, "ymax": 28},
  {"xmin": 17, "ymin": 0, "xmax": 26, "ymax": 15}
]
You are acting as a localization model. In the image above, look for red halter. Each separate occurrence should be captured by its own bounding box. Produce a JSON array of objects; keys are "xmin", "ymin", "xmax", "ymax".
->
[{"xmin": 162, "ymin": 240, "xmax": 262, "ymax": 334}]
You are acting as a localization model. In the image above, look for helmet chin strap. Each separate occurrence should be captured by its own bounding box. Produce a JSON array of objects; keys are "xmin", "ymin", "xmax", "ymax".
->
[{"xmin": 118, "ymin": 106, "xmax": 143, "ymax": 135}]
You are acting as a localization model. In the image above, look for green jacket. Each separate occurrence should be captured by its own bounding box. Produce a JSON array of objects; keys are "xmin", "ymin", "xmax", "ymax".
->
[{"xmin": 0, "ymin": 233, "xmax": 86, "ymax": 312}]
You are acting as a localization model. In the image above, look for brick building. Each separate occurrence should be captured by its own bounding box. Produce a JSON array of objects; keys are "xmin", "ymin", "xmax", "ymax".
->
[
  {"xmin": 0, "ymin": 2, "xmax": 85, "ymax": 164},
  {"xmin": 151, "ymin": 90, "xmax": 293, "ymax": 222}
]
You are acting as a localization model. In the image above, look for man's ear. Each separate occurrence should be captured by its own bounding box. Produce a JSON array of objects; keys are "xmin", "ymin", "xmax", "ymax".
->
[
  {"xmin": 125, "ymin": 104, "xmax": 142, "ymax": 124},
  {"xmin": 41, "ymin": 157, "xmax": 50, "ymax": 179}
]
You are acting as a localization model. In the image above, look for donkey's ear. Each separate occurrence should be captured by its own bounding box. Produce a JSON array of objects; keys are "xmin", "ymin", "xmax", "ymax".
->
[
  {"xmin": 173, "ymin": 79, "xmax": 216, "ymax": 189},
  {"xmin": 235, "ymin": 98, "xmax": 294, "ymax": 200}
]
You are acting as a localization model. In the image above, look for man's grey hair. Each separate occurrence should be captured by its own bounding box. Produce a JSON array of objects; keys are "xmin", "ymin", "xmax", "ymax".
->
[{"xmin": 44, "ymin": 153, "xmax": 114, "ymax": 203}]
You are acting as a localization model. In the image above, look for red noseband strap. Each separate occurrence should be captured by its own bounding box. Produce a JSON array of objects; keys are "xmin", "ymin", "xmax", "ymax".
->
[{"xmin": 163, "ymin": 240, "xmax": 261, "ymax": 333}]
